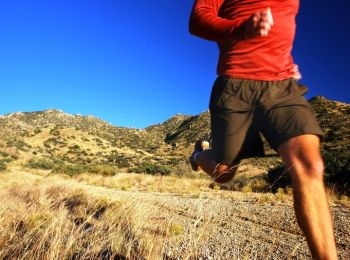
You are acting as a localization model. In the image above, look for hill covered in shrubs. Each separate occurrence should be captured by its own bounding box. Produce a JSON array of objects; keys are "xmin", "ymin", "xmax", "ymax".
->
[{"xmin": 0, "ymin": 96, "xmax": 349, "ymax": 194}]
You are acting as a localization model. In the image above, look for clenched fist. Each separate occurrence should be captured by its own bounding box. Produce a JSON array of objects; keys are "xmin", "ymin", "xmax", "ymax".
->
[{"xmin": 244, "ymin": 8, "xmax": 274, "ymax": 39}]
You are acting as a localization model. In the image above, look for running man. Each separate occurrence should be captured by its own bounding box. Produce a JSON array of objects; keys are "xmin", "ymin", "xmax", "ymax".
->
[{"xmin": 189, "ymin": 0, "xmax": 337, "ymax": 259}]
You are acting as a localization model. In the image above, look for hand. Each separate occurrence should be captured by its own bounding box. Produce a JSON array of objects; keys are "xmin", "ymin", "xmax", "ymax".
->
[
  {"xmin": 292, "ymin": 64, "xmax": 302, "ymax": 80},
  {"xmin": 244, "ymin": 8, "xmax": 274, "ymax": 39}
]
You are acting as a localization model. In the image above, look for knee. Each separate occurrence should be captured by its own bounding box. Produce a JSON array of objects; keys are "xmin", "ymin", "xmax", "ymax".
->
[
  {"xmin": 291, "ymin": 158, "xmax": 324, "ymax": 182},
  {"xmin": 279, "ymin": 135, "xmax": 324, "ymax": 183},
  {"xmin": 213, "ymin": 164, "xmax": 239, "ymax": 184}
]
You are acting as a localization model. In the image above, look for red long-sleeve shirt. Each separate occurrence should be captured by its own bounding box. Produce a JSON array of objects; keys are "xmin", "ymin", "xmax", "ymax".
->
[{"xmin": 189, "ymin": 0, "xmax": 299, "ymax": 81}]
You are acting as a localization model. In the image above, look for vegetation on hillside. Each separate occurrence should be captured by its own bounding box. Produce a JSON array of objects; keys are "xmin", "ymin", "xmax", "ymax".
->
[
  {"xmin": 0, "ymin": 96, "xmax": 348, "ymax": 195},
  {"xmin": 267, "ymin": 147, "xmax": 350, "ymax": 196},
  {"xmin": 0, "ymin": 97, "xmax": 349, "ymax": 259}
]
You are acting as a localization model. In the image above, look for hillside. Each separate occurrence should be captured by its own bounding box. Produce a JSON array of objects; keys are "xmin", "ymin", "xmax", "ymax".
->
[
  {"xmin": 0, "ymin": 97, "xmax": 349, "ymax": 259},
  {"xmin": 0, "ymin": 96, "xmax": 349, "ymax": 174},
  {"xmin": 309, "ymin": 96, "xmax": 350, "ymax": 149}
]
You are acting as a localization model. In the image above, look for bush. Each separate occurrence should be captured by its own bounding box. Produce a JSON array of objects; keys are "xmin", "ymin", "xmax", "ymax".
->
[
  {"xmin": 171, "ymin": 162, "xmax": 192, "ymax": 178},
  {"xmin": 89, "ymin": 164, "xmax": 118, "ymax": 176},
  {"xmin": 156, "ymin": 165, "xmax": 172, "ymax": 175},
  {"xmin": 26, "ymin": 159, "xmax": 56, "ymax": 170},
  {"xmin": 267, "ymin": 164, "xmax": 291, "ymax": 193},
  {"xmin": 0, "ymin": 158, "xmax": 13, "ymax": 172},
  {"xmin": 0, "ymin": 161, "xmax": 8, "ymax": 172},
  {"xmin": 0, "ymin": 162, "xmax": 6, "ymax": 172},
  {"xmin": 34, "ymin": 128, "xmax": 42, "ymax": 135},
  {"xmin": 128, "ymin": 163, "xmax": 172, "ymax": 175},
  {"xmin": 322, "ymin": 147, "xmax": 350, "ymax": 195},
  {"xmin": 106, "ymin": 152, "xmax": 131, "ymax": 168},
  {"xmin": 231, "ymin": 174, "xmax": 270, "ymax": 192},
  {"xmin": 267, "ymin": 147, "xmax": 350, "ymax": 195},
  {"xmin": 0, "ymin": 151, "xmax": 9, "ymax": 157},
  {"xmin": 6, "ymin": 139, "xmax": 30, "ymax": 151},
  {"xmin": 53, "ymin": 163, "xmax": 118, "ymax": 177},
  {"xmin": 168, "ymin": 157, "xmax": 181, "ymax": 166},
  {"xmin": 69, "ymin": 144, "xmax": 80, "ymax": 150},
  {"xmin": 53, "ymin": 164, "xmax": 90, "ymax": 176}
]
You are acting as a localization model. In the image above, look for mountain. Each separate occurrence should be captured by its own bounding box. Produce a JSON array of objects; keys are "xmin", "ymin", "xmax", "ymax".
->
[
  {"xmin": 0, "ymin": 97, "xmax": 349, "ymax": 172},
  {"xmin": 309, "ymin": 96, "xmax": 350, "ymax": 149},
  {"xmin": 145, "ymin": 112, "xmax": 211, "ymax": 146}
]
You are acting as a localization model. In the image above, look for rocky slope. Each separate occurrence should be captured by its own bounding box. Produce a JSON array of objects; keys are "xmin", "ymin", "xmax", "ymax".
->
[
  {"xmin": 0, "ymin": 96, "xmax": 349, "ymax": 172},
  {"xmin": 309, "ymin": 96, "xmax": 350, "ymax": 149}
]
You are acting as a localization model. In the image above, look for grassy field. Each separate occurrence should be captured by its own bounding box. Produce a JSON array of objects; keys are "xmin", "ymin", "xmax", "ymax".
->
[{"xmin": 1, "ymin": 166, "xmax": 349, "ymax": 259}]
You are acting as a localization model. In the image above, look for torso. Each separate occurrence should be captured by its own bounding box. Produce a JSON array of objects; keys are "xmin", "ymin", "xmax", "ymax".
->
[{"xmin": 217, "ymin": 0, "xmax": 299, "ymax": 81}]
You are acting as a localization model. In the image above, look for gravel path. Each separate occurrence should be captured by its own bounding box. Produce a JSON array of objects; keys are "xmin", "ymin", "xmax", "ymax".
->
[
  {"xmin": 135, "ymin": 193, "xmax": 350, "ymax": 259},
  {"xmin": 4, "ymin": 170, "xmax": 350, "ymax": 259}
]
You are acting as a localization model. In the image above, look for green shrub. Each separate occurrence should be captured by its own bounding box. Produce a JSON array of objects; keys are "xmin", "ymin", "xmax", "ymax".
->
[
  {"xmin": 53, "ymin": 163, "xmax": 117, "ymax": 177},
  {"xmin": 26, "ymin": 159, "xmax": 56, "ymax": 170},
  {"xmin": 116, "ymin": 158, "xmax": 130, "ymax": 168},
  {"xmin": 168, "ymin": 157, "xmax": 181, "ymax": 166},
  {"xmin": 95, "ymin": 138, "xmax": 103, "ymax": 144},
  {"xmin": 0, "ymin": 162, "xmax": 6, "ymax": 172},
  {"xmin": 50, "ymin": 127, "xmax": 60, "ymax": 136},
  {"xmin": 267, "ymin": 147, "xmax": 350, "ymax": 195},
  {"xmin": 69, "ymin": 144, "xmax": 80, "ymax": 150},
  {"xmin": 1, "ymin": 158, "xmax": 12, "ymax": 164},
  {"xmin": 0, "ymin": 158, "xmax": 13, "ymax": 172},
  {"xmin": 267, "ymin": 164, "xmax": 291, "ymax": 193},
  {"xmin": 6, "ymin": 139, "xmax": 30, "ymax": 151},
  {"xmin": 0, "ymin": 158, "xmax": 12, "ymax": 172},
  {"xmin": 155, "ymin": 165, "xmax": 172, "ymax": 175},
  {"xmin": 53, "ymin": 164, "xmax": 88, "ymax": 176},
  {"xmin": 106, "ymin": 152, "xmax": 130, "ymax": 168},
  {"xmin": 231, "ymin": 174, "xmax": 269, "ymax": 192},
  {"xmin": 128, "ymin": 163, "xmax": 172, "ymax": 175},
  {"xmin": 171, "ymin": 162, "xmax": 192, "ymax": 178},
  {"xmin": 88, "ymin": 164, "xmax": 118, "ymax": 176},
  {"xmin": 322, "ymin": 147, "xmax": 350, "ymax": 195},
  {"xmin": 242, "ymin": 185, "xmax": 252, "ymax": 193},
  {"xmin": 34, "ymin": 128, "xmax": 42, "ymax": 135},
  {"xmin": 0, "ymin": 151, "xmax": 9, "ymax": 157}
]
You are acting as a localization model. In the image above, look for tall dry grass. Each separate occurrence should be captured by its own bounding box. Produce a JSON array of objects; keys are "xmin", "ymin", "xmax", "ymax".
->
[
  {"xmin": 0, "ymin": 171, "xmax": 225, "ymax": 259},
  {"xmin": 3, "ymin": 166, "xmax": 346, "ymax": 259},
  {"xmin": 74, "ymin": 172, "xmax": 212, "ymax": 195},
  {"xmin": 0, "ymin": 169, "xmax": 176, "ymax": 259},
  {"xmin": 0, "ymin": 183, "xmax": 152, "ymax": 259}
]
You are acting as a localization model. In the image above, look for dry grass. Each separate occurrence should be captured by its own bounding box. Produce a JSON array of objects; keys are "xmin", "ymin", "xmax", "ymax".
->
[
  {"xmin": 326, "ymin": 186, "xmax": 350, "ymax": 207},
  {"xmin": 0, "ymin": 181, "xmax": 153, "ymax": 259},
  {"xmin": 1, "ymin": 166, "xmax": 348, "ymax": 259},
  {"xmin": 0, "ymin": 170, "xmax": 223, "ymax": 259},
  {"xmin": 74, "ymin": 172, "xmax": 212, "ymax": 195}
]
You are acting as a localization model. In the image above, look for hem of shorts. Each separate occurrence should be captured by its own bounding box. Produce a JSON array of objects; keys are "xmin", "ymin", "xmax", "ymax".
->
[
  {"xmin": 212, "ymin": 154, "xmax": 235, "ymax": 166},
  {"xmin": 213, "ymin": 157, "xmax": 233, "ymax": 166},
  {"xmin": 213, "ymin": 153, "xmax": 263, "ymax": 166}
]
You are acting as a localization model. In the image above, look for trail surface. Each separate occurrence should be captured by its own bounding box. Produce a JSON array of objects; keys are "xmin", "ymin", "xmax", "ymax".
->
[{"xmin": 2, "ymin": 169, "xmax": 349, "ymax": 259}]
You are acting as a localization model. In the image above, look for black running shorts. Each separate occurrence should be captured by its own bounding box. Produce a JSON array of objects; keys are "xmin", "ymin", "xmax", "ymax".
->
[{"xmin": 209, "ymin": 76, "xmax": 323, "ymax": 165}]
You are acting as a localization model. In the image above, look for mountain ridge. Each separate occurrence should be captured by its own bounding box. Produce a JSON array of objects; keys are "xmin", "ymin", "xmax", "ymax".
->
[
  {"xmin": 1, "ymin": 95, "xmax": 348, "ymax": 130},
  {"xmin": 0, "ymin": 96, "xmax": 348, "ymax": 172}
]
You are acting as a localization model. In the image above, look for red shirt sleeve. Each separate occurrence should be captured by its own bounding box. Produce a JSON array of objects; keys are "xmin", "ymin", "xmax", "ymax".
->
[{"xmin": 189, "ymin": 0, "xmax": 246, "ymax": 42}]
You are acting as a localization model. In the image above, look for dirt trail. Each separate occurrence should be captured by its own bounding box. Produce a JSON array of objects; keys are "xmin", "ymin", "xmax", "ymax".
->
[{"xmin": 2, "ymin": 169, "xmax": 350, "ymax": 259}]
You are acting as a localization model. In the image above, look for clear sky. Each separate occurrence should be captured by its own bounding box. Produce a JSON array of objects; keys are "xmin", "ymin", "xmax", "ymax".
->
[{"xmin": 0, "ymin": 1, "xmax": 349, "ymax": 128}]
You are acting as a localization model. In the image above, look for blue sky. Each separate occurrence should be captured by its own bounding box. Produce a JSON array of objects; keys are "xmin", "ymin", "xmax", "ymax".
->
[{"xmin": 0, "ymin": 1, "xmax": 349, "ymax": 128}]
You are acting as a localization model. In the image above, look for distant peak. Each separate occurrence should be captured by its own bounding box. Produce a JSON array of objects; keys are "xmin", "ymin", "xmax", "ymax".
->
[
  {"xmin": 43, "ymin": 109, "xmax": 65, "ymax": 113},
  {"xmin": 309, "ymin": 96, "xmax": 327, "ymax": 101},
  {"xmin": 9, "ymin": 111, "xmax": 24, "ymax": 116}
]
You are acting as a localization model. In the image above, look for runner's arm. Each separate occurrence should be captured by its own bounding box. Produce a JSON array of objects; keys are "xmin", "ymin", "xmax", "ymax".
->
[{"xmin": 189, "ymin": 0, "xmax": 246, "ymax": 41}]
